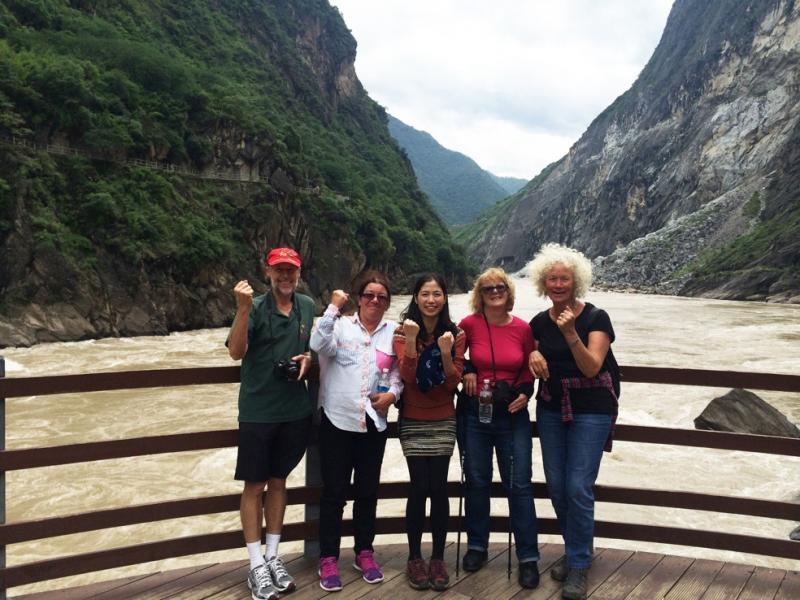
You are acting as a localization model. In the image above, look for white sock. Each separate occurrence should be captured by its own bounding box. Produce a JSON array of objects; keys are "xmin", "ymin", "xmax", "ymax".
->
[
  {"xmin": 247, "ymin": 541, "xmax": 265, "ymax": 570},
  {"xmin": 265, "ymin": 533, "xmax": 281, "ymax": 560}
]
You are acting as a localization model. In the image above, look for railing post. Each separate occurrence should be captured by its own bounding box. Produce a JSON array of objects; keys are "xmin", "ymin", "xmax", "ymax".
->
[
  {"xmin": 1, "ymin": 355, "xmax": 6, "ymax": 600},
  {"xmin": 304, "ymin": 370, "xmax": 321, "ymax": 560}
]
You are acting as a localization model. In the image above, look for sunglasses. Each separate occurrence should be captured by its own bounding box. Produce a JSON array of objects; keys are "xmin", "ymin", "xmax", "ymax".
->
[
  {"xmin": 360, "ymin": 292, "xmax": 389, "ymax": 303},
  {"xmin": 480, "ymin": 283, "xmax": 507, "ymax": 295}
]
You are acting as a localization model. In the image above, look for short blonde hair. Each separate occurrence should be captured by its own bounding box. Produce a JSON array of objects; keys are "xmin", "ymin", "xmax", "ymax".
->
[
  {"xmin": 469, "ymin": 267, "xmax": 516, "ymax": 313},
  {"xmin": 527, "ymin": 243, "xmax": 592, "ymax": 299}
]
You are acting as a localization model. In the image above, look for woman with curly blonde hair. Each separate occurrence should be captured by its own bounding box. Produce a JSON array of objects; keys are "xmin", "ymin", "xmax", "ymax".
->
[{"xmin": 527, "ymin": 243, "xmax": 618, "ymax": 600}]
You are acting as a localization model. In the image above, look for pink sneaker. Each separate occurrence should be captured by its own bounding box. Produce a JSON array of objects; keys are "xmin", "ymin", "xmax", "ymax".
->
[
  {"xmin": 353, "ymin": 549, "xmax": 384, "ymax": 583},
  {"xmin": 318, "ymin": 556, "xmax": 342, "ymax": 592}
]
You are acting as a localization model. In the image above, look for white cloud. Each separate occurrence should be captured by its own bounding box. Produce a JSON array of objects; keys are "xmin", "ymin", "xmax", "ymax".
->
[{"xmin": 330, "ymin": 0, "xmax": 673, "ymax": 178}]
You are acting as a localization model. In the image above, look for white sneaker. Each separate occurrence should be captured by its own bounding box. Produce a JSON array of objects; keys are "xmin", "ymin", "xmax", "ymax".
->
[
  {"xmin": 266, "ymin": 555, "xmax": 296, "ymax": 592},
  {"xmin": 247, "ymin": 563, "xmax": 279, "ymax": 600}
]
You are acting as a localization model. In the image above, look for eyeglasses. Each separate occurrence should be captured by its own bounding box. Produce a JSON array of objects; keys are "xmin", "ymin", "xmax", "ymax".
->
[
  {"xmin": 480, "ymin": 283, "xmax": 507, "ymax": 295},
  {"xmin": 360, "ymin": 292, "xmax": 389, "ymax": 303}
]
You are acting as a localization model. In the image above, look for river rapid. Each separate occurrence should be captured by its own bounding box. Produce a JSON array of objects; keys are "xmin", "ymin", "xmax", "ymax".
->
[{"xmin": 3, "ymin": 282, "xmax": 799, "ymax": 595}]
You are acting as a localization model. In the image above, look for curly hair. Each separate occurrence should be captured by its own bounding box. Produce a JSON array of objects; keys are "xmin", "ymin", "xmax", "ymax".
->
[
  {"xmin": 469, "ymin": 267, "xmax": 515, "ymax": 313},
  {"xmin": 527, "ymin": 243, "xmax": 592, "ymax": 299}
]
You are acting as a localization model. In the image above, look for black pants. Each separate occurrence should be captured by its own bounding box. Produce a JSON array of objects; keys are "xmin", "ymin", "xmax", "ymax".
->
[
  {"xmin": 318, "ymin": 410, "xmax": 388, "ymax": 559},
  {"xmin": 405, "ymin": 455, "xmax": 451, "ymax": 560}
]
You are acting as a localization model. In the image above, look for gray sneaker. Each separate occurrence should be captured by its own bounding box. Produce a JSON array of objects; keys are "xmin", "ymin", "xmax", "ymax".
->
[
  {"xmin": 247, "ymin": 563, "xmax": 279, "ymax": 600},
  {"xmin": 266, "ymin": 555, "xmax": 296, "ymax": 592}
]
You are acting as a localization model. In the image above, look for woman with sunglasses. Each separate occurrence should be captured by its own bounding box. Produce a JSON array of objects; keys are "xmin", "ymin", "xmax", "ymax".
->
[
  {"xmin": 310, "ymin": 270, "xmax": 402, "ymax": 592},
  {"xmin": 457, "ymin": 267, "xmax": 540, "ymax": 589},
  {"xmin": 392, "ymin": 273, "xmax": 466, "ymax": 591}
]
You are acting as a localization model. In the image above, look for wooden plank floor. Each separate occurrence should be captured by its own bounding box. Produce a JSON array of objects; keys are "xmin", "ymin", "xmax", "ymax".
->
[{"xmin": 15, "ymin": 543, "xmax": 800, "ymax": 600}]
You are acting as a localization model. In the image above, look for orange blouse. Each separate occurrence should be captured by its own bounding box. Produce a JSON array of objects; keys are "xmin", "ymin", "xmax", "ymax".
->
[{"xmin": 392, "ymin": 328, "xmax": 466, "ymax": 421}]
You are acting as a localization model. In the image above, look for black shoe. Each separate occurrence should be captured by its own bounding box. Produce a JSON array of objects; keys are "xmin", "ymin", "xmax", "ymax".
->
[
  {"xmin": 518, "ymin": 561, "xmax": 540, "ymax": 589},
  {"xmin": 461, "ymin": 549, "xmax": 488, "ymax": 572},
  {"xmin": 550, "ymin": 554, "xmax": 568, "ymax": 582},
  {"xmin": 562, "ymin": 567, "xmax": 589, "ymax": 600}
]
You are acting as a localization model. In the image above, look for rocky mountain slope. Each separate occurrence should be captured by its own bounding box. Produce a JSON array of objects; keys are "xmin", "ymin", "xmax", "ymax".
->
[
  {"xmin": 0, "ymin": 0, "xmax": 471, "ymax": 347},
  {"xmin": 387, "ymin": 115, "xmax": 523, "ymax": 225},
  {"xmin": 463, "ymin": 0, "xmax": 800, "ymax": 302}
]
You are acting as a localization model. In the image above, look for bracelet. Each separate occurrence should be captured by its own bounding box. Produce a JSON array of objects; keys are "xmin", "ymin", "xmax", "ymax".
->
[{"xmin": 568, "ymin": 337, "xmax": 580, "ymax": 347}]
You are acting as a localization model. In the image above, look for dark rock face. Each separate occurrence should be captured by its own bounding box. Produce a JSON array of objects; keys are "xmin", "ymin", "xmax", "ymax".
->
[
  {"xmin": 0, "ymin": 183, "xmax": 356, "ymax": 347},
  {"xmin": 694, "ymin": 388, "xmax": 800, "ymax": 438},
  {"xmin": 467, "ymin": 0, "xmax": 800, "ymax": 302}
]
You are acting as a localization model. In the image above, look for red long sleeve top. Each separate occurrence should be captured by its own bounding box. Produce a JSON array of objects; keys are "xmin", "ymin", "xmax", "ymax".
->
[{"xmin": 458, "ymin": 313, "xmax": 534, "ymax": 389}]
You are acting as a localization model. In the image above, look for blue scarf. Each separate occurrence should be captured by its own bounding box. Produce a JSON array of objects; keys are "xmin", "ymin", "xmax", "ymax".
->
[{"xmin": 416, "ymin": 341, "xmax": 450, "ymax": 393}]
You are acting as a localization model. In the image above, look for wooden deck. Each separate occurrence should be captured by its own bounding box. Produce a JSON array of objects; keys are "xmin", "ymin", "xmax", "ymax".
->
[{"xmin": 14, "ymin": 543, "xmax": 799, "ymax": 599}]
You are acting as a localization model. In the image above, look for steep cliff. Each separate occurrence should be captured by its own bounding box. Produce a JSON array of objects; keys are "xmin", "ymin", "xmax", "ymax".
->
[
  {"xmin": 0, "ymin": 0, "xmax": 471, "ymax": 347},
  {"xmin": 464, "ymin": 0, "xmax": 800, "ymax": 302}
]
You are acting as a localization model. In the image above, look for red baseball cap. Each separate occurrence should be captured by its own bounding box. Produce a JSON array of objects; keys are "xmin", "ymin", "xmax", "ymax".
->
[{"xmin": 266, "ymin": 247, "xmax": 301, "ymax": 268}]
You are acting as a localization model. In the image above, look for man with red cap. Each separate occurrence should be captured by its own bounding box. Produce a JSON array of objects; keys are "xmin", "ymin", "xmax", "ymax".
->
[{"xmin": 227, "ymin": 247, "xmax": 315, "ymax": 600}]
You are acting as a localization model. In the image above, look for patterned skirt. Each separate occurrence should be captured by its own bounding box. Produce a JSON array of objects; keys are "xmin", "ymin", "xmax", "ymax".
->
[{"xmin": 399, "ymin": 416, "xmax": 457, "ymax": 457}]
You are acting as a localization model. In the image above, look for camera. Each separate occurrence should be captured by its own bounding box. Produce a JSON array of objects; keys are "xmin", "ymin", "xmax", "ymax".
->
[
  {"xmin": 274, "ymin": 359, "xmax": 301, "ymax": 381},
  {"xmin": 491, "ymin": 380, "xmax": 515, "ymax": 405}
]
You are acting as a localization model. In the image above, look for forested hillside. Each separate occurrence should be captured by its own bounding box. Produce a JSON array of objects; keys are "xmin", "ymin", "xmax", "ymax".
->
[
  {"xmin": 0, "ymin": 0, "xmax": 472, "ymax": 346},
  {"xmin": 387, "ymin": 115, "xmax": 518, "ymax": 225}
]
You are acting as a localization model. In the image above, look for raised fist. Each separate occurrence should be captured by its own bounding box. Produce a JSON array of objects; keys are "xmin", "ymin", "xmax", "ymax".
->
[
  {"xmin": 331, "ymin": 289, "xmax": 349, "ymax": 309},
  {"xmin": 233, "ymin": 280, "xmax": 253, "ymax": 311},
  {"xmin": 437, "ymin": 331, "xmax": 454, "ymax": 354},
  {"xmin": 402, "ymin": 319, "xmax": 420, "ymax": 338},
  {"xmin": 556, "ymin": 305, "xmax": 577, "ymax": 336}
]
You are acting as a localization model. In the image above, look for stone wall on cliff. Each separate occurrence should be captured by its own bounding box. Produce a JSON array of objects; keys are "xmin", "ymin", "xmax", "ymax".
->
[{"xmin": 0, "ymin": 183, "xmax": 365, "ymax": 347}]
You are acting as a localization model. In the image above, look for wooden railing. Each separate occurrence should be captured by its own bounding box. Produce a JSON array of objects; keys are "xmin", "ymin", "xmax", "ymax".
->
[{"xmin": 0, "ymin": 361, "xmax": 798, "ymax": 594}]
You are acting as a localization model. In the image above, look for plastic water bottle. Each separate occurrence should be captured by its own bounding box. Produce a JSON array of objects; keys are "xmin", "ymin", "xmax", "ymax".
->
[
  {"xmin": 376, "ymin": 368, "xmax": 391, "ymax": 393},
  {"xmin": 478, "ymin": 379, "xmax": 493, "ymax": 423}
]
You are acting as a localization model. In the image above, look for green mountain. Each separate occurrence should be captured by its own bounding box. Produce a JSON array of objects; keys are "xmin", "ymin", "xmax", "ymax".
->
[
  {"xmin": 387, "ymin": 114, "xmax": 517, "ymax": 225},
  {"xmin": 490, "ymin": 174, "xmax": 527, "ymax": 196},
  {"xmin": 0, "ymin": 0, "xmax": 472, "ymax": 347}
]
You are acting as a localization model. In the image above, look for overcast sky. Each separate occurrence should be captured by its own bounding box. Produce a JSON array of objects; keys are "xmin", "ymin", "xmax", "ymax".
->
[{"xmin": 330, "ymin": 0, "xmax": 674, "ymax": 179}]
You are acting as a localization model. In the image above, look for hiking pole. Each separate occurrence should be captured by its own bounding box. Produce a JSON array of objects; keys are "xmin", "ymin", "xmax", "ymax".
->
[
  {"xmin": 456, "ymin": 445, "xmax": 465, "ymax": 577},
  {"xmin": 507, "ymin": 410, "xmax": 514, "ymax": 580}
]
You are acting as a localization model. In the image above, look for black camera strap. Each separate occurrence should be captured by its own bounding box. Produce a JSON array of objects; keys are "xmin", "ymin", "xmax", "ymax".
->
[
  {"xmin": 482, "ymin": 312, "xmax": 523, "ymax": 389},
  {"xmin": 265, "ymin": 291, "xmax": 304, "ymax": 363}
]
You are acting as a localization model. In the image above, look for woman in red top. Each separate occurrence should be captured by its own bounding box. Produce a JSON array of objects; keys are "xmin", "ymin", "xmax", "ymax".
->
[
  {"xmin": 457, "ymin": 267, "xmax": 540, "ymax": 589},
  {"xmin": 393, "ymin": 273, "xmax": 466, "ymax": 591}
]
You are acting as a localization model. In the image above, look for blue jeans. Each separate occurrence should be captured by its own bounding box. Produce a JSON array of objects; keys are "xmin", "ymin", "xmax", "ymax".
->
[
  {"xmin": 457, "ymin": 401, "xmax": 539, "ymax": 562},
  {"xmin": 536, "ymin": 407, "xmax": 613, "ymax": 569}
]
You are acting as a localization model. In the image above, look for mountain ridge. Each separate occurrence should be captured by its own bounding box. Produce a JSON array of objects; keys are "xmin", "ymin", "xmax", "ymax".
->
[
  {"xmin": 387, "ymin": 114, "xmax": 525, "ymax": 225},
  {"xmin": 462, "ymin": 0, "xmax": 800, "ymax": 303}
]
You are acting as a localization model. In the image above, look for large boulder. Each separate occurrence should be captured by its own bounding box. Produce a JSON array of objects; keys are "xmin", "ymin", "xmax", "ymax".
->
[
  {"xmin": 694, "ymin": 388, "xmax": 800, "ymax": 438},
  {"xmin": 791, "ymin": 525, "xmax": 800, "ymax": 541}
]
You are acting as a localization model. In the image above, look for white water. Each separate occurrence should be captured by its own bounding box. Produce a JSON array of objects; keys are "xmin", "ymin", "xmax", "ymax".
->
[{"xmin": 3, "ymin": 283, "xmax": 799, "ymax": 595}]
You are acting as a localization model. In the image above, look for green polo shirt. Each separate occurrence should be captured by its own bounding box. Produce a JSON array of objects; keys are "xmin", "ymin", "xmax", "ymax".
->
[{"xmin": 237, "ymin": 292, "xmax": 314, "ymax": 423}]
